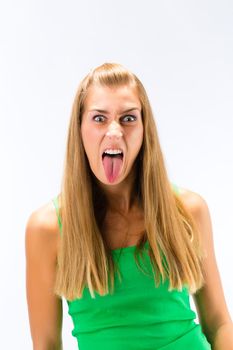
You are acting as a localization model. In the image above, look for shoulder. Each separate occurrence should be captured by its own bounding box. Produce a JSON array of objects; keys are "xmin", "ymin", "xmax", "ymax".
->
[
  {"xmin": 175, "ymin": 185, "xmax": 209, "ymax": 220},
  {"xmin": 25, "ymin": 198, "xmax": 61, "ymax": 260},
  {"xmin": 175, "ymin": 185, "xmax": 213, "ymax": 255},
  {"xmin": 26, "ymin": 198, "xmax": 60, "ymax": 237}
]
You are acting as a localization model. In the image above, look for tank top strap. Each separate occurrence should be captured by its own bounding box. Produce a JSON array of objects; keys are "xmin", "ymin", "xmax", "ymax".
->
[
  {"xmin": 52, "ymin": 196, "xmax": 62, "ymax": 235},
  {"xmin": 171, "ymin": 182, "xmax": 180, "ymax": 195}
]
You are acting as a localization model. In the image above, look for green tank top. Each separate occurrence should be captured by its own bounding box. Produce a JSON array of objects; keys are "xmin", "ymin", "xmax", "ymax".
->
[{"xmin": 52, "ymin": 184, "xmax": 211, "ymax": 349}]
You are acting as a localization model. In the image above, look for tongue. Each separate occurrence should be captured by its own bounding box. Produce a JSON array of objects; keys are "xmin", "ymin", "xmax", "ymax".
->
[{"xmin": 102, "ymin": 155, "xmax": 123, "ymax": 183}]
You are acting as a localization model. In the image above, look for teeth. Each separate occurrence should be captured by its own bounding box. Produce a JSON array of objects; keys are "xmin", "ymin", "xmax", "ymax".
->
[{"xmin": 104, "ymin": 149, "xmax": 123, "ymax": 155}]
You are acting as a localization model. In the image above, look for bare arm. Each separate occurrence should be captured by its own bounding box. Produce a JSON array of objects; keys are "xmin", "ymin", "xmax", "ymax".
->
[
  {"xmin": 25, "ymin": 205, "xmax": 63, "ymax": 350},
  {"xmin": 180, "ymin": 188, "xmax": 233, "ymax": 349}
]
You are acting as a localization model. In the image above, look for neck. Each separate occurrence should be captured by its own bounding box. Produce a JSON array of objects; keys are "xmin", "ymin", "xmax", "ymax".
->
[{"xmin": 97, "ymin": 167, "xmax": 139, "ymax": 215}]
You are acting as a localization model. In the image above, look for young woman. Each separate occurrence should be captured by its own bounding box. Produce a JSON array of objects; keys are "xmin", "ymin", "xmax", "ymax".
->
[{"xmin": 25, "ymin": 63, "xmax": 233, "ymax": 349}]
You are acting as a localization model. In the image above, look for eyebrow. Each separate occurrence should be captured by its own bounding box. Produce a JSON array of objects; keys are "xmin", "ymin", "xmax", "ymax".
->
[{"xmin": 88, "ymin": 107, "xmax": 141, "ymax": 114}]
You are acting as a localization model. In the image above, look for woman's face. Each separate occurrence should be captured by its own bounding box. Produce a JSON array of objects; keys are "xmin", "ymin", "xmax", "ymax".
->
[{"xmin": 81, "ymin": 84, "xmax": 143, "ymax": 185}]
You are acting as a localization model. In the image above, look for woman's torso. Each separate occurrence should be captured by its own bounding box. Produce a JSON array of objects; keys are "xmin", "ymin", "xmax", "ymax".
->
[{"xmin": 48, "ymin": 184, "xmax": 211, "ymax": 349}]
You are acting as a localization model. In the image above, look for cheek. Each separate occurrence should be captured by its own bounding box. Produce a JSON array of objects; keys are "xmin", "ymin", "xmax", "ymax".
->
[
  {"xmin": 82, "ymin": 128, "xmax": 91, "ymax": 146},
  {"xmin": 81, "ymin": 125, "xmax": 101, "ymax": 158},
  {"xmin": 130, "ymin": 127, "xmax": 143, "ymax": 151}
]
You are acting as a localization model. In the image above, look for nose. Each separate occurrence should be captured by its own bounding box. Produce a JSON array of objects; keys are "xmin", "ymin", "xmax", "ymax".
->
[{"xmin": 106, "ymin": 120, "xmax": 123, "ymax": 139}]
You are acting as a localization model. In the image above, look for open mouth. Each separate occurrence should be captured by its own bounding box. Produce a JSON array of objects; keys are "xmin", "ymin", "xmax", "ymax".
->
[
  {"xmin": 102, "ymin": 152, "xmax": 124, "ymax": 160},
  {"xmin": 102, "ymin": 148, "xmax": 124, "ymax": 158},
  {"xmin": 101, "ymin": 151, "xmax": 124, "ymax": 182}
]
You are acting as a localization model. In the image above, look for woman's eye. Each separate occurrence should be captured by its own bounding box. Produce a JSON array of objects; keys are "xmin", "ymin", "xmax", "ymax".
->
[
  {"xmin": 122, "ymin": 115, "xmax": 137, "ymax": 122},
  {"xmin": 93, "ymin": 115, "xmax": 105, "ymax": 122}
]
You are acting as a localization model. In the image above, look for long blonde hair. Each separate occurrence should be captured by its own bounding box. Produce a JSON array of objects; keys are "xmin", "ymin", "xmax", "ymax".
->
[{"xmin": 54, "ymin": 63, "xmax": 205, "ymax": 301}]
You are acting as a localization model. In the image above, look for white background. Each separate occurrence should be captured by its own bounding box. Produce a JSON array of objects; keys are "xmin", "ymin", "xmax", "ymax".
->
[{"xmin": 0, "ymin": 0, "xmax": 232, "ymax": 348}]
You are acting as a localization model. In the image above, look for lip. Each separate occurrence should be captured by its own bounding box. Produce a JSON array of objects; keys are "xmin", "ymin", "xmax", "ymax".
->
[
  {"xmin": 101, "ymin": 146, "xmax": 124, "ymax": 158},
  {"xmin": 101, "ymin": 147, "xmax": 125, "ymax": 163}
]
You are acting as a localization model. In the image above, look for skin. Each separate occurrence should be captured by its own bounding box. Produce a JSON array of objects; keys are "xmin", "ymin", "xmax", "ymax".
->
[{"xmin": 25, "ymin": 86, "xmax": 233, "ymax": 348}]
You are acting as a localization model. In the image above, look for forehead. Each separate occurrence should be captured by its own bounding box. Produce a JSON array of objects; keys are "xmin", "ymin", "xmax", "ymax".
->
[{"xmin": 83, "ymin": 84, "xmax": 141, "ymax": 113}]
